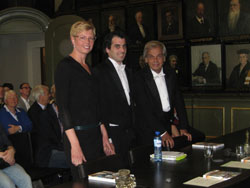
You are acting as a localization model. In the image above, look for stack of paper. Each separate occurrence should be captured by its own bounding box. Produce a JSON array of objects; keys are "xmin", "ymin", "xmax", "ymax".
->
[
  {"xmin": 150, "ymin": 151, "xmax": 187, "ymax": 161},
  {"xmin": 192, "ymin": 142, "xmax": 224, "ymax": 150}
]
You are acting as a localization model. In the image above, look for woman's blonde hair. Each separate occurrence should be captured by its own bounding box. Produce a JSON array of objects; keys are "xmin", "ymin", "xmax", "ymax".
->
[{"xmin": 70, "ymin": 20, "xmax": 96, "ymax": 37}]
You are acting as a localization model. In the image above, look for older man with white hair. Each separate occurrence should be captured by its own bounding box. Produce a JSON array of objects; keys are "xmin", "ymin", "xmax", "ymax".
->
[
  {"xmin": 0, "ymin": 90, "xmax": 32, "ymax": 135},
  {"xmin": 28, "ymin": 85, "xmax": 50, "ymax": 132}
]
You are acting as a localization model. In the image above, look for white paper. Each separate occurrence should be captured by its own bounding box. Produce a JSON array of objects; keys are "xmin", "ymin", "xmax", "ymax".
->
[{"xmin": 183, "ymin": 177, "xmax": 223, "ymax": 187}]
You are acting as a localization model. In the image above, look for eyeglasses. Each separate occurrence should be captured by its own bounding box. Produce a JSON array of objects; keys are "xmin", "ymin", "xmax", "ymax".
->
[
  {"xmin": 147, "ymin": 54, "xmax": 164, "ymax": 61},
  {"xmin": 22, "ymin": 87, "xmax": 32, "ymax": 90},
  {"xmin": 74, "ymin": 35, "xmax": 96, "ymax": 42}
]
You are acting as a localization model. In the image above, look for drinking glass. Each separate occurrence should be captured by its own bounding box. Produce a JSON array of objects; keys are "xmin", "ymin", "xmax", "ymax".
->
[
  {"xmin": 236, "ymin": 145, "xmax": 245, "ymax": 158},
  {"xmin": 204, "ymin": 145, "xmax": 213, "ymax": 158}
]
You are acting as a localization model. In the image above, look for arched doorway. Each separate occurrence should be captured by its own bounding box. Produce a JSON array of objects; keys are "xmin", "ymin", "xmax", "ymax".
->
[{"xmin": 0, "ymin": 7, "xmax": 50, "ymax": 89}]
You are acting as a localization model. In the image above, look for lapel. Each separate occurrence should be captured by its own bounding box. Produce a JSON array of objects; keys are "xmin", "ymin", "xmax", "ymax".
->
[
  {"xmin": 106, "ymin": 59, "xmax": 129, "ymax": 104},
  {"xmin": 144, "ymin": 66, "xmax": 162, "ymax": 109},
  {"xmin": 164, "ymin": 67, "xmax": 173, "ymax": 107}
]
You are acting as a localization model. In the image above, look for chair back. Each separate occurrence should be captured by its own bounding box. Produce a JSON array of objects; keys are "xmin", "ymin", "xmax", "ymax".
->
[
  {"xmin": 8, "ymin": 132, "xmax": 34, "ymax": 169},
  {"xmin": 128, "ymin": 144, "xmax": 153, "ymax": 167}
]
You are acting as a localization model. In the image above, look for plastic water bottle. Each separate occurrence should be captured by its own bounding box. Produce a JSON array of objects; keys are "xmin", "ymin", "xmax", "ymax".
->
[{"xmin": 154, "ymin": 131, "xmax": 162, "ymax": 162}]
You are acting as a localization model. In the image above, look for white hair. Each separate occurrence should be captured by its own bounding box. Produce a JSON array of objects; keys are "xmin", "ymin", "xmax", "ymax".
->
[
  {"xmin": 4, "ymin": 90, "xmax": 17, "ymax": 101},
  {"xmin": 32, "ymin": 85, "xmax": 48, "ymax": 102}
]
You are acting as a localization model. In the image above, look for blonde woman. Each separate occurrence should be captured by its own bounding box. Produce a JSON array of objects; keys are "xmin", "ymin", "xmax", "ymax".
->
[{"xmin": 55, "ymin": 20, "xmax": 114, "ymax": 180}]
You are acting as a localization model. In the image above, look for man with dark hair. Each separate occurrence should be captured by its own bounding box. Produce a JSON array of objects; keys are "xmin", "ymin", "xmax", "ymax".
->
[
  {"xmin": 17, "ymin": 83, "xmax": 34, "ymax": 112},
  {"xmin": 188, "ymin": 1, "xmax": 211, "ymax": 37},
  {"xmin": 2, "ymin": 83, "xmax": 14, "ymax": 92},
  {"xmin": 94, "ymin": 31, "xmax": 135, "ymax": 165},
  {"xmin": 228, "ymin": 49, "xmax": 250, "ymax": 88},
  {"xmin": 162, "ymin": 10, "xmax": 179, "ymax": 35}
]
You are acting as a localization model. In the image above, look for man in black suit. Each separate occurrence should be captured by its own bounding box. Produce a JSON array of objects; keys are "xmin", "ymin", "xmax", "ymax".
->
[
  {"xmin": 36, "ymin": 102, "xmax": 68, "ymax": 168},
  {"xmin": 27, "ymin": 85, "xmax": 50, "ymax": 160},
  {"xmin": 192, "ymin": 52, "xmax": 220, "ymax": 85},
  {"xmin": 134, "ymin": 40, "xmax": 205, "ymax": 148},
  {"xmin": 94, "ymin": 31, "xmax": 135, "ymax": 164},
  {"xmin": 188, "ymin": 1, "xmax": 211, "ymax": 37}
]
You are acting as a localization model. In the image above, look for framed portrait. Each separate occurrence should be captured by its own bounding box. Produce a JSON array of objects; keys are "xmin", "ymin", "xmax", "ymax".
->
[
  {"xmin": 191, "ymin": 44, "xmax": 222, "ymax": 87},
  {"xmin": 101, "ymin": 8, "xmax": 125, "ymax": 36},
  {"xmin": 225, "ymin": 43, "xmax": 250, "ymax": 89},
  {"xmin": 166, "ymin": 45, "xmax": 190, "ymax": 88},
  {"xmin": 184, "ymin": 0, "xmax": 216, "ymax": 39},
  {"xmin": 218, "ymin": 0, "xmax": 250, "ymax": 37},
  {"xmin": 157, "ymin": 1, "xmax": 183, "ymax": 40},
  {"xmin": 78, "ymin": 11, "xmax": 100, "ymax": 36},
  {"xmin": 127, "ymin": 4, "xmax": 155, "ymax": 46}
]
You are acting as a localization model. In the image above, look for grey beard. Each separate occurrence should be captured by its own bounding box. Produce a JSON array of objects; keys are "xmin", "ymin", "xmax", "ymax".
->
[{"xmin": 228, "ymin": 10, "xmax": 240, "ymax": 31}]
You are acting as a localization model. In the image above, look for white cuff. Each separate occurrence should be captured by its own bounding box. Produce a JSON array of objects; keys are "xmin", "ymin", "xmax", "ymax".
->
[{"xmin": 161, "ymin": 131, "xmax": 167, "ymax": 137}]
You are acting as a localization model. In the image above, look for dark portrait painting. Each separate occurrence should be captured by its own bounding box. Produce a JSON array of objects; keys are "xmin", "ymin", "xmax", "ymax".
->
[
  {"xmin": 157, "ymin": 1, "xmax": 183, "ymax": 40},
  {"xmin": 127, "ymin": 4, "xmax": 155, "ymax": 46},
  {"xmin": 101, "ymin": 8, "xmax": 125, "ymax": 37},
  {"xmin": 191, "ymin": 44, "xmax": 222, "ymax": 87},
  {"xmin": 184, "ymin": 0, "xmax": 216, "ymax": 39},
  {"xmin": 218, "ymin": 0, "xmax": 250, "ymax": 36},
  {"xmin": 226, "ymin": 44, "xmax": 250, "ymax": 89},
  {"xmin": 166, "ymin": 46, "xmax": 189, "ymax": 87}
]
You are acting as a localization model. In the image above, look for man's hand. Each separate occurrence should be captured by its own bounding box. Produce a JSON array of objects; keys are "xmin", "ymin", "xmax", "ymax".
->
[
  {"xmin": 8, "ymin": 124, "xmax": 20, "ymax": 135},
  {"xmin": 180, "ymin": 129, "xmax": 192, "ymax": 141},
  {"xmin": 171, "ymin": 125, "xmax": 180, "ymax": 138},
  {"xmin": 161, "ymin": 132, "xmax": 174, "ymax": 149}
]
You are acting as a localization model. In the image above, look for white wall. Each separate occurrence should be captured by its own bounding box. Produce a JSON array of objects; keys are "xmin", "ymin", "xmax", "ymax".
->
[{"xmin": 0, "ymin": 33, "xmax": 44, "ymax": 92}]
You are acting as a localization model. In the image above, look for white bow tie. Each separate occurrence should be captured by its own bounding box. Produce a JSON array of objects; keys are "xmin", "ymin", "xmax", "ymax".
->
[
  {"xmin": 153, "ymin": 72, "xmax": 165, "ymax": 78},
  {"xmin": 118, "ymin": 64, "xmax": 126, "ymax": 71}
]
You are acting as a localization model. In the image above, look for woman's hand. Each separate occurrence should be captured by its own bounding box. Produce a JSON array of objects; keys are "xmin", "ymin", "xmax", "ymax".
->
[{"xmin": 2, "ymin": 146, "xmax": 15, "ymax": 165}]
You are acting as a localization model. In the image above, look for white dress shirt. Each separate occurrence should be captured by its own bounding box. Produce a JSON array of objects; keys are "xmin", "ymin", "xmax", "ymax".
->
[
  {"xmin": 151, "ymin": 68, "xmax": 170, "ymax": 112},
  {"xmin": 109, "ymin": 57, "xmax": 131, "ymax": 105}
]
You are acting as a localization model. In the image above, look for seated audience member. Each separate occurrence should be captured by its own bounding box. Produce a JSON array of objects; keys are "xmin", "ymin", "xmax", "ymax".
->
[
  {"xmin": 17, "ymin": 83, "xmax": 34, "ymax": 112},
  {"xmin": 0, "ymin": 123, "xmax": 32, "ymax": 188},
  {"xmin": 2, "ymin": 83, "xmax": 14, "ymax": 92},
  {"xmin": 134, "ymin": 40, "xmax": 205, "ymax": 148},
  {"xmin": 28, "ymin": 85, "xmax": 50, "ymax": 157},
  {"xmin": 35, "ymin": 101, "xmax": 68, "ymax": 168},
  {"xmin": 0, "ymin": 85, "xmax": 4, "ymax": 108},
  {"xmin": 0, "ymin": 90, "xmax": 32, "ymax": 135},
  {"xmin": 28, "ymin": 85, "xmax": 50, "ymax": 132}
]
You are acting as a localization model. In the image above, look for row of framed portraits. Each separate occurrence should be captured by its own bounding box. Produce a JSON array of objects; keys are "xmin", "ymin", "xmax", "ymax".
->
[
  {"xmin": 149, "ymin": 42, "xmax": 250, "ymax": 92},
  {"xmin": 78, "ymin": 0, "xmax": 250, "ymax": 43}
]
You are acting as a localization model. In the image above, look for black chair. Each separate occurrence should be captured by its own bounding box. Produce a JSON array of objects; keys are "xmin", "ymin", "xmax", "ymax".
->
[
  {"xmin": 8, "ymin": 132, "xmax": 69, "ymax": 186},
  {"xmin": 128, "ymin": 144, "xmax": 154, "ymax": 167}
]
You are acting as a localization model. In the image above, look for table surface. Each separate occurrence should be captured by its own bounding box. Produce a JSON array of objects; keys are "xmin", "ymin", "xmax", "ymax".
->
[{"xmin": 51, "ymin": 128, "xmax": 250, "ymax": 188}]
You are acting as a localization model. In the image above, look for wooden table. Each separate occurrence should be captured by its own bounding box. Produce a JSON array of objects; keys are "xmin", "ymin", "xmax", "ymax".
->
[{"xmin": 50, "ymin": 128, "xmax": 250, "ymax": 188}]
